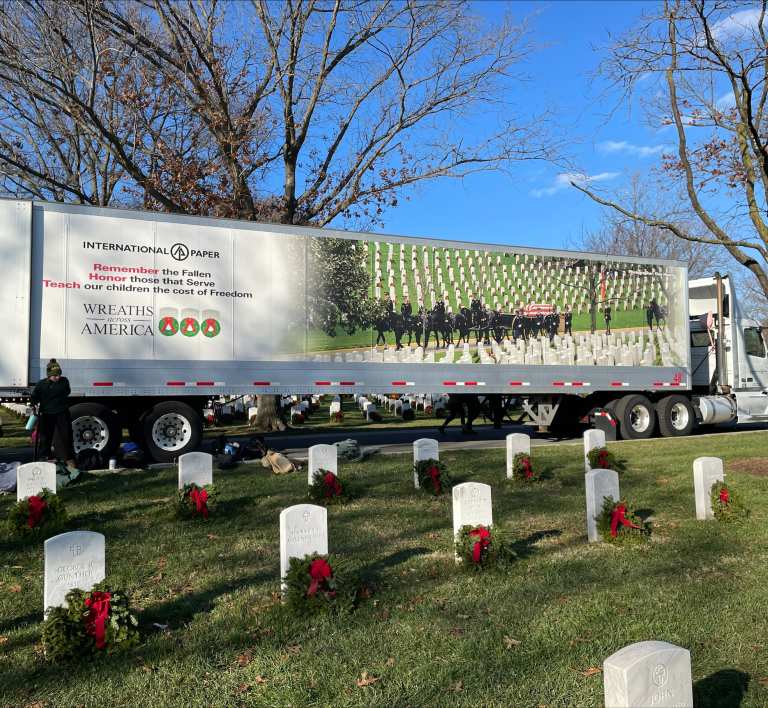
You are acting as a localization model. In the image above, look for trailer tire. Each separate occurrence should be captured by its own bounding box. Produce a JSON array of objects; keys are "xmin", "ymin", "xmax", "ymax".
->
[
  {"xmin": 70, "ymin": 402, "xmax": 121, "ymax": 459},
  {"xmin": 615, "ymin": 394, "xmax": 656, "ymax": 440},
  {"xmin": 656, "ymin": 395, "xmax": 695, "ymax": 437},
  {"xmin": 143, "ymin": 401, "xmax": 202, "ymax": 462}
]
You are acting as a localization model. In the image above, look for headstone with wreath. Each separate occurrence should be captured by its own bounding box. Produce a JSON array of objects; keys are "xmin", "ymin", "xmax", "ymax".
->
[
  {"xmin": 16, "ymin": 461, "xmax": 56, "ymax": 502},
  {"xmin": 583, "ymin": 429, "xmax": 606, "ymax": 473},
  {"xmin": 44, "ymin": 531, "xmax": 105, "ymax": 616},
  {"xmin": 452, "ymin": 482, "xmax": 493, "ymax": 560},
  {"xmin": 308, "ymin": 444, "xmax": 338, "ymax": 485},
  {"xmin": 585, "ymin": 468, "xmax": 620, "ymax": 543},
  {"xmin": 279, "ymin": 504, "xmax": 328, "ymax": 590},
  {"xmin": 505, "ymin": 434, "xmax": 531, "ymax": 479},
  {"xmin": 178, "ymin": 452, "xmax": 213, "ymax": 490},
  {"xmin": 693, "ymin": 457, "xmax": 724, "ymax": 520},
  {"xmin": 413, "ymin": 438, "xmax": 439, "ymax": 488}
]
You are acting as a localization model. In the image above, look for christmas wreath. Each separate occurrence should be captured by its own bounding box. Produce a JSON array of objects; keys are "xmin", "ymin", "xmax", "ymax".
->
[
  {"xmin": 414, "ymin": 458, "xmax": 451, "ymax": 495},
  {"xmin": 283, "ymin": 553, "xmax": 359, "ymax": 615},
  {"xmin": 368, "ymin": 411, "xmax": 382, "ymax": 422},
  {"xmin": 424, "ymin": 405, "xmax": 434, "ymax": 415},
  {"xmin": 710, "ymin": 482, "xmax": 749, "ymax": 523},
  {"xmin": 291, "ymin": 412, "xmax": 305, "ymax": 425},
  {"xmin": 587, "ymin": 446, "xmax": 626, "ymax": 472},
  {"xmin": 308, "ymin": 469, "xmax": 346, "ymax": 504},
  {"xmin": 175, "ymin": 483, "xmax": 217, "ymax": 520},
  {"xmin": 402, "ymin": 408, "xmax": 415, "ymax": 421},
  {"xmin": 331, "ymin": 410, "xmax": 344, "ymax": 423},
  {"xmin": 454, "ymin": 524, "xmax": 516, "ymax": 570},
  {"xmin": 511, "ymin": 453, "xmax": 540, "ymax": 482},
  {"xmin": 42, "ymin": 583, "xmax": 139, "ymax": 662},
  {"xmin": 596, "ymin": 497, "xmax": 650, "ymax": 544},
  {"xmin": 6, "ymin": 489, "xmax": 67, "ymax": 538}
]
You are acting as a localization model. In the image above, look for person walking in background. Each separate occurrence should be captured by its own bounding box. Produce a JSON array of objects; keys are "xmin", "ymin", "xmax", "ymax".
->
[
  {"xmin": 603, "ymin": 305, "xmax": 612, "ymax": 335},
  {"xmin": 31, "ymin": 359, "xmax": 77, "ymax": 472},
  {"xmin": 646, "ymin": 301, "xmax": 654, "ymax": 331},
  {"xmin": 438, "ymin": 394, "xmax": 466, "ymax": 434}
]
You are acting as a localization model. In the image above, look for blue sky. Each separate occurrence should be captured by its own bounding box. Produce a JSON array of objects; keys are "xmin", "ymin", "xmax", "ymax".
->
[{"xmin": 369, "ymin": 1, "xmax": 661, "ymax": 248}]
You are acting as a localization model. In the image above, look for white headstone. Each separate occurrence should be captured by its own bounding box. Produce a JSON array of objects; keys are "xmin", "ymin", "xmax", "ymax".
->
[
  {"xmin": 178, "ymin": 452, "xmax": 213, "ymax": 490},
  {"xmin": 693, "ymin": 457, "xmax": 725, "ymax": 520},
  {"xmin": 603, "ymin": 640, "xmax": 693, "ymax": 708},
  {"xmin": 452, "ymin": 482, "xmax": 493, "ymax": 539},
  {"xmin": 585, "ymin": 468, "xmax": 620, "ymax": 542},
  {"xmin": 279, "ymin": 504, "xmax": 328, "ymax": 590},
  {"xmin": 329, "ymin": 401, "xmax": 341, "ymax": 415},
  {"xmin": 308, "ymin": 444, "xmax": 338, "ymax": 484},
  {"xmin": 16, "ymin": 461, "xmax": 57, "ymax": 502},
  {"xmin": 412, "ymin": 438, "xmax": 439, "ymax": 488},
  {"xmin": 506, "ymin": 434, "xmax": 531, "ymax": 479},
  {"xmin": 583, "ymin": 428, "xmax": 606, "ymax": 472},
  {"xmin": 44, "ymin": 531, "xmax": 105, "ymax": 616}
]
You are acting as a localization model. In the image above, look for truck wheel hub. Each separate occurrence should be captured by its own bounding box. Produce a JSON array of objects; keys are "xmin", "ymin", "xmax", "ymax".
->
[
  {"xmin": 72, "ymin": 415, "xmax": 108, "ymax": 452},
  {"xmin": 152, "ymin": 413, "xmax": 192, "ymax": 451}
]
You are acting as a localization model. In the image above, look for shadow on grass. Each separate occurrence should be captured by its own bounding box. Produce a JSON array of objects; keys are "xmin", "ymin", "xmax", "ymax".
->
[
  {"xmin": 0, "ymin": 610, "xmax": 38, "ymax": 634},
  {"xmin": 365, "ymin": 546, "xmax": 432, "ymax": 575},
  {"xmin": 512, "ymin": 529, "xmax": 562, "ymax": 559},
  {"xmin": 694, "ymin": 669, "xmax": 750, "ymax": 707}
]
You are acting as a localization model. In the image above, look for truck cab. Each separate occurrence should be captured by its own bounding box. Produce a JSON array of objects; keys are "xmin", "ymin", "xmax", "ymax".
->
[{"xmin": 689, "ymin": 275, "xmax": 768, "ymax": 421}]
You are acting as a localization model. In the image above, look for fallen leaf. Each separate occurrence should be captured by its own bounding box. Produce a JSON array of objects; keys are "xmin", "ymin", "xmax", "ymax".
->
[
  {"xmin": 151, "ymin": 573, "xmax": 164, "ymax": 582},
  {"xmin": 235, "ymin": 684, "xmax": 250, "ymax": 695},
  {"xmin": 385, "ymin": 657, "xmax": 396, "ymax": 667},
  {"xmin": 24, "ymin": 702, "xmax": 45, "ymax": 708},
  {"xmin": 427, "ymin": 532, "xmax": 440, "ymax": 540},
  {"xmin": 0, "ymin": 636, "xmax": 8, "ymax": 645},
  {"xmin": 237, "ymin": 651, "xmax": 253, "ymax": 667},
  {"xmin": 287, "ymin": 644, "xmax": 302, "ymax": 655},
  {"xmin": 356, "ymin": 671, "xmax": 380, "ymax": 687},
  {"xmin": 9, "ymin": 585, "xmax": 21, "ymax": 593},
  {"xmin": 449, "ymin": 626, "xmax": 464, "ymax": 637},
  {"xmin": 449, "ymin": 680, "xmax": 464, "ymax": 693},
  {"xmin": 580, "ymin": 667, "xmax": 602, "ymax": 678},
  {"xmin": 758, "ymin": 677, "xmax": 768, "ymax": 687},
  {"xmin": 207, "ymin": 533, "xmax": 219, "ymax": 540},
  {"xmin": 504, "ymin": 636, "xmax": 521, "ymax": 649},
  {"xmin": 253, "ymin": 676, "xmax": 267, "ymax": 685}
]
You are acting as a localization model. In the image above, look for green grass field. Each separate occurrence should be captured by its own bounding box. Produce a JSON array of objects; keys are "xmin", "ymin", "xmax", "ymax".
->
[
  {"xmin": 0, "ymin": 406, "xmax": 31, "ymax": 449},
  {"xmin": 2, "ymin": 432, "xmax": 768, "ymax": 706}
]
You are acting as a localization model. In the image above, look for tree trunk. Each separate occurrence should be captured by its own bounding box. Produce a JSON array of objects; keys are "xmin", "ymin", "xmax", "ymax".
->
[{"xmin": 253, "ymin": 395, "xmax": 286, "ymax": 432}]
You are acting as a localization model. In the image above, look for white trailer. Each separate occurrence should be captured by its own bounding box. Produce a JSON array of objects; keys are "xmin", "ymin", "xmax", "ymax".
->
[{"xmin": 0, "ymin": 199, "xmax": 765, "ymax": 460}]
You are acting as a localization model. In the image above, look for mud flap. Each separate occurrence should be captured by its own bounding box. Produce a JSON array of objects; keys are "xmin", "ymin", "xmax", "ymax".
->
[{"xmin": 590, "ymin": 407, "xmax": 618, "ymax": 441}]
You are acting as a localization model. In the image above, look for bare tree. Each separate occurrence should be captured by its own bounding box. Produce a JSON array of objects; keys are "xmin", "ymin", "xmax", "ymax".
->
[
  {"xmin": 0, "ymin": 0, "xmax": 554, "ymax": 429},
  {"xmin": 572, "ymin": 0, "xmax": 768, "ymax": 304},
  {"xmin": 576, "ymin": 174, "xmax": 721, "ymax": 277}
]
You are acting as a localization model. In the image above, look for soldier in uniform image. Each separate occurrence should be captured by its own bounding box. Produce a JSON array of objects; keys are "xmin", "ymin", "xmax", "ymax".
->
[
  {"xmin": 470, "ymin": 293, "xmax": 482, "ymax": 327},
  {"xmin": 512, "ymin": 308, "xmax": 524, "ymax": 343},
  {"xmin": 603, "ymin": 305, "xmax": 612, "ymax": 335},
  {"xmin": 563, "ymin": 304, "xmax": 573, "ymax": 336},
  {"xmin": 401, "ymin": 296, "xmax": 412, "ymax": 320}
]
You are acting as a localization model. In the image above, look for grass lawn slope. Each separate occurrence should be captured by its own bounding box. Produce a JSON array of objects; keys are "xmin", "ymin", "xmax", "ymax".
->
[{"xmin": 2, "ymin": 432, "xmax": 768, "ymax": 706}]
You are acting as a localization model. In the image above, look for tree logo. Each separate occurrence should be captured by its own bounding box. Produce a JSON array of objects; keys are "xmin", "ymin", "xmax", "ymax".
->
[
  {"xmin": 180, "ymin": 317, "xmax": 200, "ymax": 337},
  {"xmin": 170, "ymin": 243, "xmax": 190, "ymax": 261},
  {"xmin": 202, "ymin": 318, "xmax": 221, "ymax": 337},
  {"xmin": 159, "ymin": 316, "xmax": 179, "ymax": 336}
]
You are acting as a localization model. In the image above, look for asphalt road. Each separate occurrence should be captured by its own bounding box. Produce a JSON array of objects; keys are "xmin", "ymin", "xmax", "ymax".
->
[{"xmin": 2, "ymin": 421, "xmax": 766, "ymax": 466}]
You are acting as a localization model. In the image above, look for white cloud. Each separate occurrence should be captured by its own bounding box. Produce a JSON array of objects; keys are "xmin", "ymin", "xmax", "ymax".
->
[
  {"xmin": 710, "ymin": 7, "xmax": 765, "ymax": 41},
  {"xmin": 530, "ymin": 171, "xmax": 620, "ymax": 198},
  {"xmin": 598, "ymin": 140, "xmax": 668, "ymax": 158},
  {"xmin": 716, "ymin": 90, "xmax": 736, "ymax": 108}
]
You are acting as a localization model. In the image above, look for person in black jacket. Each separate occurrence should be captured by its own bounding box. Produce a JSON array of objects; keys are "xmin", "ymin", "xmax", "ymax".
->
[
  {"xmin": 31, "ymin": 359, "xmax": 76, "ymax": 470},
  {"xmin": 563, "ymin": 305, "xmax": 573, "ymax": 336},
  {"xmin": 603, "ymin": 305, "xmax": 612, "ymax": 335}
]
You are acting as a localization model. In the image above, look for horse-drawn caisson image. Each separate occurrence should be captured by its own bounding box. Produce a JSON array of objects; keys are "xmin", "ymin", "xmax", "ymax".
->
[{"xmin": 299, "ymin": 235, "xmax": 685, "ymax": 368}]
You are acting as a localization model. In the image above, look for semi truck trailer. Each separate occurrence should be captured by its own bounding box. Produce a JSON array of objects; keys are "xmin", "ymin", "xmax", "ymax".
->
[{"xmin": 0, "ymin": 199, "xmax": 766, "ymax": 461}]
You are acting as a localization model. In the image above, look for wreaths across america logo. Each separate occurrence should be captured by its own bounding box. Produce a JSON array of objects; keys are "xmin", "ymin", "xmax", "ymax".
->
[{"xmin": 158, "ymin": 309, "xmax": 221, "ymax": 338}]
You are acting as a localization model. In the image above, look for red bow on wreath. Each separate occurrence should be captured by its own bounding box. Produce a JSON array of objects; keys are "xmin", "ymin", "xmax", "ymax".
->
[
  {"xmin": 323, "ymin": 472, "xmax": 343, "ymax": 497},
  {"xmin": 719, "ymin": 488, "xmax": 730, "ymax": 505},
  {"xmin": 469, "ymin": 527, "xmax": 491, "ymax": 563},
  {"xmin": 307, "ymin": 558, "xmax": 333, "ymax": 596},
  {"xmin": 521, "ymin": 457, "xmax": 533, "ymax": 480},
  {"xmin": 427, "ymin": 465, "xmax": 441, "ymax": 494},
  {"xmin": 597, "ymin": 449, "xmax": 609, "ymax": 468},
  {"xmin": 26, "ymin": 495, "xmax": 47, "ymax": 528},
  {"xmin": 84, "ymin": 591, "xmax": 112, "ymax": 649},
  {"xmin": 610, "ymin": 504, "xmax": 640, "ymax": 537},
  {"xmin": 189, "ymin": 486, "xmax": 209, "ymax": 519}
]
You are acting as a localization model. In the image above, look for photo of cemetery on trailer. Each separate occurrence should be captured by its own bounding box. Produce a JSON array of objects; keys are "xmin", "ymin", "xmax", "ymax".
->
[{"xmin": 300, "ymin": 234, "xmax": 689, "ymax": 370}]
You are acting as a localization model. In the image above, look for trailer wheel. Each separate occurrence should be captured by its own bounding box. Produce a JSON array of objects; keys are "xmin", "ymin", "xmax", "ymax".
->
[
  {"xmin": 615, "ymin": 394, "xmax": 656, "ymax": 440},
  {"xmin": 70, "ymin": 402, "xmax": 121, "ymax": 458},
  {"xmin": 656, "ymin": 395, "xmax": 695, "ymax": 437},
  {"xmin": 142, "ymin": 401, "xmax": 202, "ymax": 462}
]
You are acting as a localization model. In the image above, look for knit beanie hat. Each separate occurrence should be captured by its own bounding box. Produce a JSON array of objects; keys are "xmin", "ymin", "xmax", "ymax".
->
[{"xmin": 46, "ymin": 359, "xmax": 62, "ymax": 376}]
